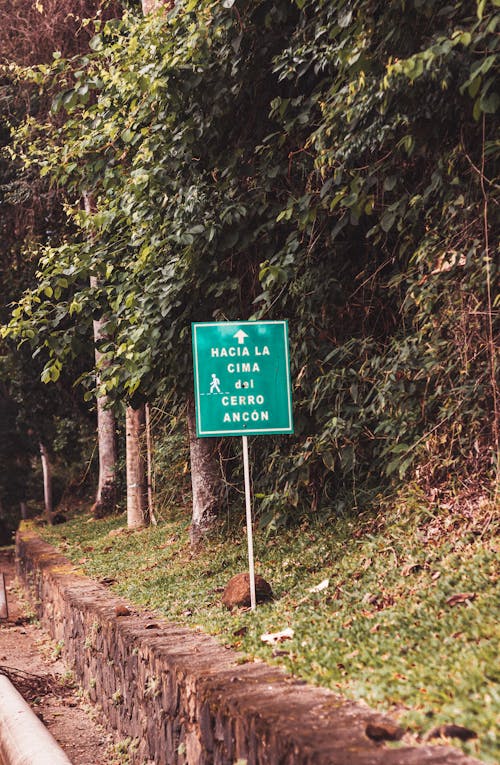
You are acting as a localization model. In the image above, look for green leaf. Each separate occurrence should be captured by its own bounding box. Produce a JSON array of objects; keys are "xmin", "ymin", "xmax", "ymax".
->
[
  {"xmin": 121, "ymin": 128, "xmax": 134, "ymax": 144},
  {"xmin": 322, "ymin": 451, "xmax": 335, "ymax": 471},
  {"xmin": 380, "ymin": 210, "xmax": 396, "ymax": 233},
  {"xmin": 338, "ymin": 8, "xmax": 352, "ymax": 27},
  {"xmin": 383, "ymin": 176, "xmax": 397, "ymax": 192},
  {"xmin": 89, "ymin": 34, "xmax": 103, "ymax": 52},
  {"xmin": 480, "ymin": 91, "xmax": 499, "ymax": 114}
]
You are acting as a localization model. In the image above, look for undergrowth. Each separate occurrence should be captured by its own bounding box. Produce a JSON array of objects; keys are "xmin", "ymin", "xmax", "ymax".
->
[{"xmin": 39, "ymin": 488, "xmax": 499, "ymax": 763}]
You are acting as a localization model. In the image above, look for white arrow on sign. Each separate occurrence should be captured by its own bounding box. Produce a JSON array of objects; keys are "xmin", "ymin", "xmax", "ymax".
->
[{"xmin": 233, "ymin": 329, "xmax": 249, "ymax": 345}]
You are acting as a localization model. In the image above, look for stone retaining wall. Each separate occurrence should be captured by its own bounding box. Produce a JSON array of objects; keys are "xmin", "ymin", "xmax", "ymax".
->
[{"xmin": 15, "ymin": 530, "xmax": 480, "ymax": 765}]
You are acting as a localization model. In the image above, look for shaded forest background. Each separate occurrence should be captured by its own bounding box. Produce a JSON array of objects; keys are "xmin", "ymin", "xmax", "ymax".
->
[{"xmin": 0, "ymin": 0, "xmax": 498, "ymax": 535}]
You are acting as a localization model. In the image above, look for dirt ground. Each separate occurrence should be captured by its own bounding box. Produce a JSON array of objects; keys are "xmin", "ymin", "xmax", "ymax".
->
[{"xmin": 0, "ymin": 547, "xmax": 120, "ymax": 765}]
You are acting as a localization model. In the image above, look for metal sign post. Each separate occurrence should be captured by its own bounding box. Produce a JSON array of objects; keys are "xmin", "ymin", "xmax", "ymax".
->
[
  {"xmin": 192, "ymin": 320, "xmax": 293, "ymax": 608},
  {"xmin": 242, "ymin": 435, "xmax": 257, "ymax": 610}
]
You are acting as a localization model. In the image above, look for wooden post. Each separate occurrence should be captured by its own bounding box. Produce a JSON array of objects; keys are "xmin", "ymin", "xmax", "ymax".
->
[
  {"xmin": 0, "ymin": 573, "xmax": 9, "ymax": 620},
  {"xmin": 39, "ymin": 443, "xmax": 52, "ymax": 523}
]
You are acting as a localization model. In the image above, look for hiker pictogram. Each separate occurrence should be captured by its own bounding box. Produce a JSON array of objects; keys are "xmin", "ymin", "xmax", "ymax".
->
[{"xmin": 209, "ymin": 373, "xmax": 221, "ymax": 394}]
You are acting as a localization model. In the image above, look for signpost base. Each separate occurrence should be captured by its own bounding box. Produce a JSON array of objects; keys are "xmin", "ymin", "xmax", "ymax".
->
[{"xmin": 242, "ymin": 436, "xmax": 256, "ymax": 611}]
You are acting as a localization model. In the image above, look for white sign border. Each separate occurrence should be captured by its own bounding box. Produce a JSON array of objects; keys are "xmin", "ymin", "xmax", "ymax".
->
[{"xmin": 192, "ymin": 320, "xmax": 293, "ymax": 437}]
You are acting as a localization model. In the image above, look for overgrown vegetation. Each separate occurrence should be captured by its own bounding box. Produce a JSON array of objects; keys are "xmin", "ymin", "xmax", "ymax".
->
[
  {"xmin": 39, "ymin": 488, "xmax": 499, "ymax": 763},
  {"xmin": 2, "ymin": 0, "xmax": 498, "ymax": 525},
  {"xmin": 1, "ymin": 1, "xmax": 498, "ymax": 756},
  {"xmin": 0, "ymin": 0, "xmax": 121, "ymax": 525}
]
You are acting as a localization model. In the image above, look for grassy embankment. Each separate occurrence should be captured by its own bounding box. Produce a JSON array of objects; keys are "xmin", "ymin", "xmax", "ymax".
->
[{"xmin": 39, "ymin": 487, "xmax": 498, "ymax": 763}]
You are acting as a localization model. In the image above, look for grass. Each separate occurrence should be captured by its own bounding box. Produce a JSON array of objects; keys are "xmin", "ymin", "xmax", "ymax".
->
[{"xmin": 38, "ymin": 486, "xmax": 499, "ymax": 763}]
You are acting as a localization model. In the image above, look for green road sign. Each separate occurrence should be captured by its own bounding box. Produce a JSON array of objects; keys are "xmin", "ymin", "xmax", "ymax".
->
[{"xmin": 192, "ymin": 321, "xmax": 294, "ymax": 437}]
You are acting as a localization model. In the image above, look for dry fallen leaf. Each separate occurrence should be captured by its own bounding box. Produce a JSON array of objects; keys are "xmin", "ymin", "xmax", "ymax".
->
[
  {"xmin": 99, "ymin": 577, "xmax": 117, "ymax": 586},
  {"xmin": 402, "ymin": 561, "xmax": 424, "ymax": 576},
  {"xmin": 233, "ymin": 626, "xmax": 248, "ymax": 637},
  {"xmin": 431, "ymin": 252, "xmax": 466, "ymax": 274},
  {"xmin": 308, "ymin": 578, "xmax": 329, "ymax": 593},
  {"xmin": 366, "ymin": 721, "xmax": 405, "ymax": 742},
  {"xmin": 427, "ymin": 724, "xmax": 477, "ymax": 742},
  {"xmin": 260, "ymin": 627, "xmax": 294, "ymax": 644},
  {"xmin": 446, "ymin": 592, "xmax": 476, "ymax": 607}
]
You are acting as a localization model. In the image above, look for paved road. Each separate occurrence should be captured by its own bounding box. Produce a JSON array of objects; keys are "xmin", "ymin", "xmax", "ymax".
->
[{"xmin": 0, "ymin": 548, "xmax": 116, "ymax": 765}]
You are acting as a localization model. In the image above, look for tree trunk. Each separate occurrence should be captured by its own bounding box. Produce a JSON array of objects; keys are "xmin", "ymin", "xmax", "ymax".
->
[
  {"xmin": 107, "ymin": 0, "xmax": 156, "ymax": 534},
  {"xmin": 145, "ymin": 403, "xmax": 156, "ymax": 525},
  {"xmin": 91, "ymin": 304, "xmax": 118, "ymax": 519},
  {"xmin": 126, "ymin": 404, "xmax": 149, "ymax": 528},
  {"xmin": 39, "ymin": 442, "xmax": 53, "ymax": 523},
  {"xmin": 85, "ymin": 193, "xmax": 118, "ymax": 519},
  {"xmin": 186, "ymin": 397, "xmax": 225, "ymax": 545}
]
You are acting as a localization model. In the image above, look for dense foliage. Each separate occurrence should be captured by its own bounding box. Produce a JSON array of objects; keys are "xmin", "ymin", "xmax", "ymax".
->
[
  {"xmin": 0, "ymin": 0, "xmax": 122, "ymax": 521},
  {"xmin": 3, "ymin": 0, "xmax": 499, "ymax": 524}
]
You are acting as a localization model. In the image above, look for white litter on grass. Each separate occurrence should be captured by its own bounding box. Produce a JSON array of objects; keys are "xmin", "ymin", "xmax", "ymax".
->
[
  {"xmin": 308, "ymin": 578, "xmax": 329, "ymax": 593},
  {"xmin": 260, "ymin": 627, "xmax": 294, "ymax": 644}
]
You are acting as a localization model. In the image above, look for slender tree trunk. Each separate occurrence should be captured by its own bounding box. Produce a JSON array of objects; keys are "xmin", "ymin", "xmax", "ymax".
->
[
  {"xmin": 145, "ymin": 403, "xmax": 156, "ymax": 525},
  {"xmin": 126, "ymin": 404, "xmax": 149, "ymax": 528},
  {"xmin": 107, "ymin": 0, "xmax": 155, "ymax": 533},
  {"xmin": 92, "ymin": 391, "xmax": 117, "ymax": 518},
  {"xmin": 90, "ymin": 292, "xmax": 118, "ymax": 519},
  {"xmin": 39, "ymin": 442, "xmax": 53, "ymax": 523},
  {"xmin": 84, "ymin": 193, "xmax": 118, "ymax": 519},
  {"xmin": 20, "ymin": 502, "xmax": 28, "ymax": 520},
  {"xmin": 140, "ymin": 0, "xmax": 222, "ymax": 538},
  {"xmin": 186, "ymin": 397, "xmax": 225, "ymax": 545}
]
